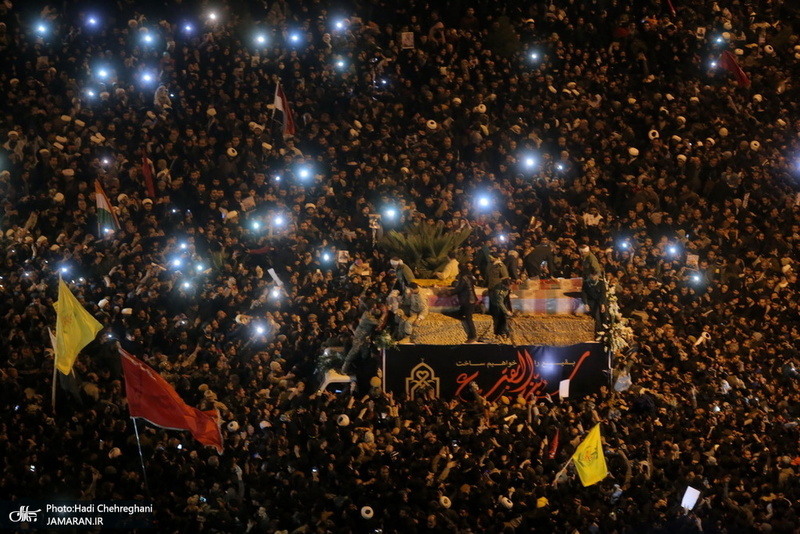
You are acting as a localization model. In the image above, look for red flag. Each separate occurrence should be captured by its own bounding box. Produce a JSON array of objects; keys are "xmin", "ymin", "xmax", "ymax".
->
[
  {"xmin": 548, "ymin": 428, "xmax": 559, "ymax": 460},
  {"xmin": 718, "ymin": 50, "xmax": 751, "ymax": 87},
  {"xmin": 141, "ymin": 150, "xmax": 156, "ymax": 198},
  {"xmin": 665, "ymin": 0, "xmax": 676, "ymax": 17},
  {"xmin": 120, "ymin": 349, "xmax": 223, "ymax": 453},
  {"xmin": 273, "ymin": 82, "xmax": 296, "ymax": 136}
]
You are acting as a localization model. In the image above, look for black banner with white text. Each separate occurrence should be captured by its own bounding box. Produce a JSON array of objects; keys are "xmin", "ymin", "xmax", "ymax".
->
[{"xmin": 385, "ymin": 343, "xmax": 608, "ymax": 402}]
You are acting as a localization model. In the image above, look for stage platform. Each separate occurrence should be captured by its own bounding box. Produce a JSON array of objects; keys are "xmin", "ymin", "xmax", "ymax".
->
[{"xmin": 410, "ymin": 312, "xmax": 595, "ymax": 347}]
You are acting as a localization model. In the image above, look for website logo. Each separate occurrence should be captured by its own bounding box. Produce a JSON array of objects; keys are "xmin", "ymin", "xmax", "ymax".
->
[{"xmin": 9, "ymin": 505, "xmax": 41, "ymax": 523}]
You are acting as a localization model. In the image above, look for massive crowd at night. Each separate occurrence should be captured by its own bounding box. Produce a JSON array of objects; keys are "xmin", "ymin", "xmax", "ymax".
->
[{"xmin": 2, "ymin": 0, "xmax": 800, "ymax": 531}]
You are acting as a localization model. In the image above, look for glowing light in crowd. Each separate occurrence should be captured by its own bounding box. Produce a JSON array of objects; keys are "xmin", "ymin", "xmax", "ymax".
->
[
  {"xmin": 60, "ymin": 266, "xmax": 69, "ymax": 274},
  {"xmin": 297, "ymin": 167, "xmax": 311, "ymax": 180},
  {"xmin": 87, "ymin": 16, "xmax": 98, "ymax": 26},
  {"xmin": 86, "ymin": 89, "xmax": 96, "ymax": 98},
  {"xmin": 556, "ymin": 163, "xmax": 565, "ymax": 171},
  {"xmin": 384, "ymin": 208, "xmax": 397, "ymax": 220},
  {"xmin": 97, "ymin": 68, "xmax": 109, "ymax": 79},
  {"xmin": 289, "ymin": 33, "xmax": 300, "ymax": 43},
  {"xmin": 322, "ymin": 252, "xmax": 331, "ymax": 262},
  {"xmin": 477, "ymin": 196, "xmax": 491, "ymax": 209},
  {"xmin": 172, "ymin": 258, "xmax": 182, "ymax": 268},
  {"xmin": 195, "ymin": 263, "xmax": 204, "ymax": 272},
  {"xmin": 692, "ymin": 274, "xmax": 701, "ymax": 283},
  {"xmin": 530, "ymin": 51, "xmax": 539, "ymax": 61},
  {"xmin": 255, "ymin": 34, "xmax": 267, "ymax": 45},
  {"xmin": 142, "ymin": 72, "xmax": 154, "ymax": 83},
  {"xmin": 255, "ymin": 324, "xmax": 265, "ymax": 335},
  {"xmin": 271, "ymin": 287, "xmax": 281, "ymax": 298},
  {"xmin": 524, "ymin": 156, "xmax": 536, "ymax": 168},
  {"xmin": 36, "ymin": 23, "xmax": 47, "ymax": 34},
  {"xmin": 182, "ymin": 281, "xmax": 192, "ymax": 289},
  {"xmin": 184, "ymin": 24, "xmax": 193, "ymax": 33},
  {"xmin": 274, "ymin": 215, "xmax": 285, "ymax": 226},
  {"xmin": 142, "ymin": 33, "xmax": 154, "ymax": 44},
  {"xmin": 499, "ymin": 234, "xmax": 507, "ymax": 242},
  {"xmin": 251, "ymin": 221, "xmax": 261, "ymax": 230},
  {"xmin": 180, "ymin": 242, "xmax": 188, "ymax": 250},
  {"xmin": 207, "ymin": 11, "xmax": 218, "ymax": 21}
]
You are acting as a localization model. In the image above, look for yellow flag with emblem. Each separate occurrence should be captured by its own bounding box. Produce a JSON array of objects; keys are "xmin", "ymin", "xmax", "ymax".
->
[
  {"xmin": 54, "ymin": 277, "xmax": 103, "ymax": 375},
  {"xmin": 571, "ymin": 423, "xmax": 608, "ymax": 487}
]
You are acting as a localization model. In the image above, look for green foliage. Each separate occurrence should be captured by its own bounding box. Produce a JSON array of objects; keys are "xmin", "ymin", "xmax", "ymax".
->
[
  {"xmin": 373, "ymin": 331, "xmax": 398, "ymax": 351},
  {"xmin": 379, "ymin": 221, "xmax": 472, "ymax": 278}
]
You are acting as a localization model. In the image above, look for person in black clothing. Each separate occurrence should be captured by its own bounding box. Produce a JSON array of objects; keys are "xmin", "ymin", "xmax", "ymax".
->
[
  {"xmin": 582, "ymin": 271, "xmax": 608, "ymax": 331},
  {"xmin": 524, "ymin": 237, "xmax": 555, "ymax": 278},
  {"xmin": 489, "ymin": 278, "xmax": 513, "ymax": 338},
  {"xmin": 451, "ymin": 264, "xmax": 478, "ymax": 343}
]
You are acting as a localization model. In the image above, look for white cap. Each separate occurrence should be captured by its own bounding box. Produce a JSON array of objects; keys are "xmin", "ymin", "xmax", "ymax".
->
[
  {"xmin": 440, "ymin": 496, "xmax": 452, "ymax": 508},
  {"xmin": 719, "ymin": 127, "xmax": 729, "ymax": 137},
  {"xmin": 750, "ymin": 140, "xmax": 760, "ymax": 151},
  {"xmin": 648, "ymin": 130, "xmax": 659, "ymax": 140},
  {"xmin": 227, "ymin": 421, "xmax": 240, "ymax": 432},
  {"xmin": 337, "ymin": 414, "xmax": 350, "ymax": 427},
  {"xmin": 628, "ymin": 147, "xmax": 639, "ymax": 157},
  {"xmin": 360, "ymin": 506, "xmax": 374, "ymax": 519},
  {"xmin": 227, "ymin": 148, "xmax": 238, "ymax": 158},
  {"xmin": 426, "ymin": 120, "xmax": 438, "ymax": 130}
]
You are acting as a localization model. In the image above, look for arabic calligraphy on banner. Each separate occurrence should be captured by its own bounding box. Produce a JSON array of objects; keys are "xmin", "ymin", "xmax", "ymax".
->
[{"xmin": 386, "ymin": 343, "xmax": 607, "ymax": 402}]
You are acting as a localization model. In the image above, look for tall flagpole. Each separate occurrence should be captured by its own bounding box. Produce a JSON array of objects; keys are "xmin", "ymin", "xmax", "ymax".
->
[
  {"xmin": 50, "ymin": 320, "xmax": 58, "ymax": 414},
  {"xmin": 132, "ymin": 418, "xmax": 151, "ymax": 497},
  {"xmin": 51, "ymin": 359, "xmax": 58, "ymax": 413}
]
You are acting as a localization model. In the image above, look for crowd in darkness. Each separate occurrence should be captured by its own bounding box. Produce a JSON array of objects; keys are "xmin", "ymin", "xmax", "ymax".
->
[{"xmin": 3, "ymin": 0, "xmax": 800, "ymax": 531}]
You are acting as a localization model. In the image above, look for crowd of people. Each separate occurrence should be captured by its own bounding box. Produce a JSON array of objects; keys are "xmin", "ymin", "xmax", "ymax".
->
[{"xmin": 2, "ymin": 0, "xmax": 800, "ymax": 531}]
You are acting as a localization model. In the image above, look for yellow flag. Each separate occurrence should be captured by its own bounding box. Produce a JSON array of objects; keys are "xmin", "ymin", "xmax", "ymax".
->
[
  {"xmin": 571, "ymin": 423, "xmax": 608, "ymax": 487},
  {"xmin": 54, "ymin": 277, "xmax": 103, "ymax": 375}
]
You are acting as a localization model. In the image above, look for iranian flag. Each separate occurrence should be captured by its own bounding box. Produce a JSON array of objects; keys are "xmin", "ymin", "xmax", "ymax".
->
[
  {"xmin": 95, "ymin": 180, "xmax": 120, "ymax": 237},
  {"xmin": 273, "ymin": 82, "xmax": 296, "ymax": 137}
]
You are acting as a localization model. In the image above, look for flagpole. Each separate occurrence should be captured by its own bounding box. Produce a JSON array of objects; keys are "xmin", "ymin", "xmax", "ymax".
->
[
  {"xmin": 50, "ymin": 296, "xmax": 59, "ymax": 415},
  {"xmin": 132, "ymin": 418, "xmax": 151, "ymax": 497},
  {"xmin": 51, "ymin": 360, "xmax": 58, "ymax": 414},
  {"xmin": 552, "ymin": 458, "xmax": 573, "ymax": 487}
]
